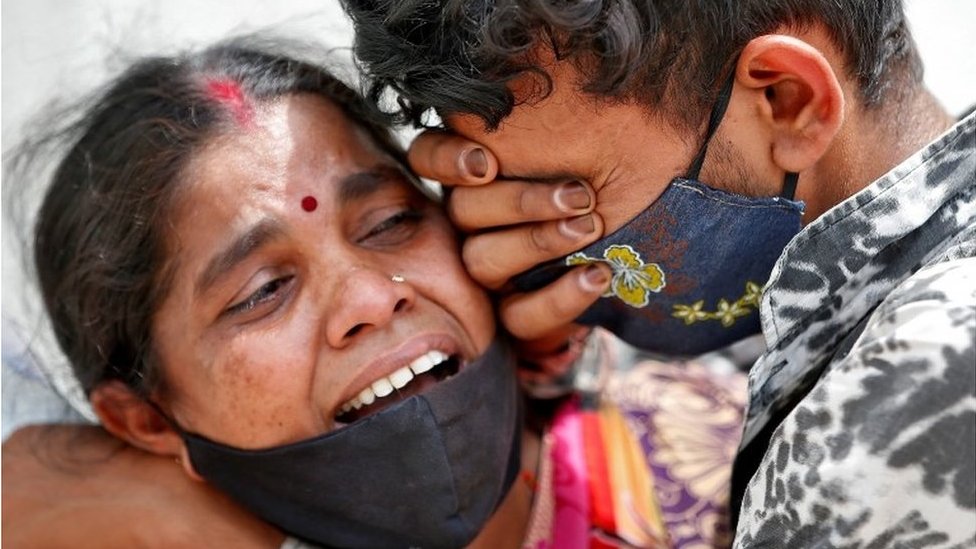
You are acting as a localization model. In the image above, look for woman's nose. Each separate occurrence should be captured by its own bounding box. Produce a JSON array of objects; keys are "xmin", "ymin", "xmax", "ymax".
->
[{"xmin": 324, "ymin": 267, "xmax": 416, "ymax": 347}]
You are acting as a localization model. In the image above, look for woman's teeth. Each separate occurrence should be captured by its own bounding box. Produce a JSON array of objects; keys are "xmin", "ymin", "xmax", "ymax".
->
[{"xmin": 338, "ymin": 350, "xmax": 450, "ymax": 415}]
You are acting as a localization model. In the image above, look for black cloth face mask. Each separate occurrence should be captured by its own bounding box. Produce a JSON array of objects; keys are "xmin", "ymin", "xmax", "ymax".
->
[{"xmin": 163, "ymin": 339, "xmax": 521, "ymax": 549}]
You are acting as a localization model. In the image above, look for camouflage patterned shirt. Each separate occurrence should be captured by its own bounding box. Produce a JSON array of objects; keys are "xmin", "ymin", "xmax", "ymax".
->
[{"xmin": 733, "ymin": 112, "xmax": 976, "ymax": 547}]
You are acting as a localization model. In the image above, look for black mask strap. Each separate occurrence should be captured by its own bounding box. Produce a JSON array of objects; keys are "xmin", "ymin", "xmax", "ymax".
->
[
  {"xmin": 781, "ymin": 171, "xmax": 800, "ymax": 200},
  {"xmin": 145, "ymin": 398, "xmax": 187, "ymax": 436},
  {"xmin": 685, "ymin": 69, "xmax": 736, "ymax": 180},
  {"xmin": 685, "ymin": 66, "xmax": 801, "ymax": 201}
]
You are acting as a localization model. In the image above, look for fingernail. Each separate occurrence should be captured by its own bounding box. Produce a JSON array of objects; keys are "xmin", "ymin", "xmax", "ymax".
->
[
  {"xmin": 558, "ymin": 214, "xmax": 596, "ymax": 239},
  {"xmin": 460, "ymin": 147, "xmax": 488, "ymax": 179},
  {"xmin": 554, "ymin": 181, "xmax": 591, "ymax": 212},
  {"xmin": 579, "ymin": 264, "xmax": 610, "ymax": 292}
]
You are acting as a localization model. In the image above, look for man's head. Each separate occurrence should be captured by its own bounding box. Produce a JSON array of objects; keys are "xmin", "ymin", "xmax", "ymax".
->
[
  {"xmin": 343, "ymin": 0, "xmax": 937, "ymax": 229},
  {"xmin": 344, "ymin": 0, "xmax": 921, "ymax": 131}
]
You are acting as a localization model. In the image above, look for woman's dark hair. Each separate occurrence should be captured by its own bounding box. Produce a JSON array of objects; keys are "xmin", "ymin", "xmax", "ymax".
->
[
  {"xmin": 341, "ymin": 0, "xmax": 923, "ymax": 130},
  {"xmin": 28, "ymin": 39, "xmax": 403, "ymax": 398}
]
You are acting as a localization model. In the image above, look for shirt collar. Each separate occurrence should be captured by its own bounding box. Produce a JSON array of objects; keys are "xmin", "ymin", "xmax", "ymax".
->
[
  {"xmin": 742, "ymin": 111, "xmax": 976, "ymax": 444},
  {"xmin": 762, "ymin": 111, "xmax": 976, "ymax": 350}
]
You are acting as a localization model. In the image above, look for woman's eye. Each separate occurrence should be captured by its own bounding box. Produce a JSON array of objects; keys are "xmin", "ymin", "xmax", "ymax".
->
[
  {"xmin": 225, "ymin": 275, "xmax": 295, "ymax": 316},
  {"xmin": 358, "ymin": 209, "xmax": 424, "ymax": 244}
]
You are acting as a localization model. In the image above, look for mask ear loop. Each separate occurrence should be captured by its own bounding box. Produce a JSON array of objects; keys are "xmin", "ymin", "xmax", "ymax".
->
[
  {"xmin": 685, "ymin": 69, "xmax": 737, "ymax": 180},
  {"xmin": 144, "ymin": 398, "xmax": 187, "ymax": 436},
  {"xmin": 685, "ymin": 67, "xmax": 802, "ymax": 200},
  {"xmin": 781, "ymin": 171, "xmax": 800, "ymax": 200}
]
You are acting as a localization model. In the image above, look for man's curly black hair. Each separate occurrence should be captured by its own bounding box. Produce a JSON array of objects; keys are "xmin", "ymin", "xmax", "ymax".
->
[{"xmin": 341, "ymin": 0, "xmax": 922, "ymax": 131}]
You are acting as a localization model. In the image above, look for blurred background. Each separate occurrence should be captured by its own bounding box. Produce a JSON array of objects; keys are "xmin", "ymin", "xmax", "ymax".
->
[{"xmin": 2, "ymin": 0, "xmax": 975, "ymax": 417}]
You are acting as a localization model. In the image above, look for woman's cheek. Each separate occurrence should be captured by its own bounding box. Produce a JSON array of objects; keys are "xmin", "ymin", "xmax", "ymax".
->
[
  {"xmin": 442, "ymin": 259, "xmax": 496, "ymax": 349},
  {"xmin": 409, "ymin": 243, "xmax": 494, "ymax": 346}
]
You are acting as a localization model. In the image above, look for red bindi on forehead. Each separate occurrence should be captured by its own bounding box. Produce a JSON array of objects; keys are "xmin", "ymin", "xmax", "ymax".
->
[
  {"xmin": 206, "ymin": 78, "xmax": 253, "ymax": 126},
  {"xmin": 301, "ymin": 196, "xmax": 318, "ymax": 212}
]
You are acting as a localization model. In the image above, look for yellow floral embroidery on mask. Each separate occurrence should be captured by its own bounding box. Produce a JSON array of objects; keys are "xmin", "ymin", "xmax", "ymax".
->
[
  {"xmin": 566, "ymin": 244, "xmax": 666, "ymax": 308},
  {"xmin": 672, "ymin": 281, "xmax": 763, "ymax": 327},
  {"xmin": 672, "ymin": 300, "xmax": 710, "ymax": 325},
  {"xmin": 740, "ymin": 281, "xmax": 762, "ymax": 307}
]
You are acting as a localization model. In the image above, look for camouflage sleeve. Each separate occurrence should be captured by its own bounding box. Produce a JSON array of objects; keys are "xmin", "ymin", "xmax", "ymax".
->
[{"xmin": 734, "ymin": 258, "xmax": 976, "ymax": 548}]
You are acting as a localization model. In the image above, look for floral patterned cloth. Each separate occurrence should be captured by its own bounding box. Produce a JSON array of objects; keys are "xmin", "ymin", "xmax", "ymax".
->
[
  {"xmin": 523, "ymin": 329, "xmax": 749, "ymax": 549},
  {"xmin": 608, "ymin": 359, "xmax": 746, "ymax": 549}
]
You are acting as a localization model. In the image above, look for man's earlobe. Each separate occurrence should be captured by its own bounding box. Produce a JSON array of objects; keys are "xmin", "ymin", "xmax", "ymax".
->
[
  {"xmin": 736, "ymin": 34, "xmax": 845, "ymax": 173},
  {"xmin": 90, "ymin": 381, "xmax": 187, "ymax": 461}
]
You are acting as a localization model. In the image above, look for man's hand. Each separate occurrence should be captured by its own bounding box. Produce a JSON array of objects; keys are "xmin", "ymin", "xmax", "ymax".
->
[
  {"xmin": 408, "ymin": 130, "xmax": 612, "ymax": 341},
  {"xmin": 2, "ymin": 425, "xmax": 284, "ymax": 548}
]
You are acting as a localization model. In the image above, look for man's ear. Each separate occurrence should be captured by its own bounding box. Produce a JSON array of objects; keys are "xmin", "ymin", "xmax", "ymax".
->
[
  {"xmin": 735, "ymin": 34, "xmax": 845, "ymax": 173},
  {"xmin": 90, "ymin": 381, "xmax": 203, "ymax": 480}
]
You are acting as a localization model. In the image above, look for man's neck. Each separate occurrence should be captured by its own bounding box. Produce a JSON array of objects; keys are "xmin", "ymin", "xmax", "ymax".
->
[{"xmin": 800, "ymin": 86, "xmax": 956, "ymax": 223}]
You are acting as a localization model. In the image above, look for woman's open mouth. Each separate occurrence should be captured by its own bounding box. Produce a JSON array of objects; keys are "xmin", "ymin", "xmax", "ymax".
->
[{"xmin": 334, "ymin": 350, "xmax": 460, "ymax": 424}]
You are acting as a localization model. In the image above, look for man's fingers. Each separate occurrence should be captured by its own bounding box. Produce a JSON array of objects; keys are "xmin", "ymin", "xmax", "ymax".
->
[
  {"xmin": 407, "ymin": 130, "xmax": 498, "ymax": 186},
  {"xmin": 448, "ymin": 179, "xmax": 595, "ymax": 232},
  {"xmin": 499, "ymin": 265, "xmax": 611, "ymax": 340},
  {"xmin": 462, "ymin": 213, "xmax": 605, "ymax": 289}
]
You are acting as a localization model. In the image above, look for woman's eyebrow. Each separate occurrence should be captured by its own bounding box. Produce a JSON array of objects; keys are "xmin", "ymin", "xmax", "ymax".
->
[
  {"xmin": 338, "ymin": 165, "xmax": 405, "ymax": 204},
  {"xmin": 195, "ymin": 218, "xmax": 284, "ymax": 297}
]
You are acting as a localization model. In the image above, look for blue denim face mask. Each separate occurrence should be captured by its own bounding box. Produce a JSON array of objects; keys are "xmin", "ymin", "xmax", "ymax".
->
[
  {"xmin": 160, "ymin": 340, "xmax": 521, "ymax": 549},
  {"xmin": 514, "ymin": 74, "xmax": 804, "ymax": 357}
]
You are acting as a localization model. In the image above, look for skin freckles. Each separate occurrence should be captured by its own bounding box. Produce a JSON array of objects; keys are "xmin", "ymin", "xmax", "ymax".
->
[{"xmin": 150, "ymin": 94, "xmax": 495, "ymax": 449}]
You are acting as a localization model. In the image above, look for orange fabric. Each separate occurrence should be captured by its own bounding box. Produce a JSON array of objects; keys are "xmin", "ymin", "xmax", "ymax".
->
[
  {"xmin": 600, "ymin": 403, "xmax": 668, "ymax": 547},
  {"xmin": 581, "ymin": 409, "xmax": 616, "ymax": 534}
]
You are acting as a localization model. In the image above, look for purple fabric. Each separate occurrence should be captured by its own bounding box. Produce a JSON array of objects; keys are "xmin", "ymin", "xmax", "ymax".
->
[{"xmin": 607, "ymin": 360, "xmax": 747, "ymax": 549}]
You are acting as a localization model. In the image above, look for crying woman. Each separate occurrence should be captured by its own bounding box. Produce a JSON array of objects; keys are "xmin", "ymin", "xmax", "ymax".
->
[{"xmin": 4, "ymin": 40, "xmax": 746, "ymax": 549}]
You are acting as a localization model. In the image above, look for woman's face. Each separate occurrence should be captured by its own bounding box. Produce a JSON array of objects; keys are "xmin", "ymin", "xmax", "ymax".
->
[{"xmin": 151, "ymin": 93, "xmax": 495, "ymax": 449}]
